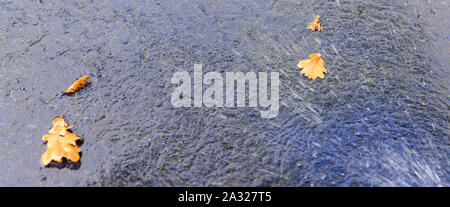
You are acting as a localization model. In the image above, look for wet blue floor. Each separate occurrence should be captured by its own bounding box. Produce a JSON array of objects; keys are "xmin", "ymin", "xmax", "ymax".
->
[{"xmin": 0, "ymin": 0, "xmax": 448, "ymax": 186}]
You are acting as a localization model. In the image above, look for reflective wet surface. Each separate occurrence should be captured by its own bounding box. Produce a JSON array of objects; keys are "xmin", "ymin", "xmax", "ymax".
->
[{"xmin": 0, "ymin": 0, "xmax": 448, "ymax": 186}]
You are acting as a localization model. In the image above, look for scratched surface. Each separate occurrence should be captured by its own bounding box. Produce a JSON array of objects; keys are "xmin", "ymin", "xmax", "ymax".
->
[{"xmin": 0, "ymin": 0, "xmax": 448, "ymax": 186}]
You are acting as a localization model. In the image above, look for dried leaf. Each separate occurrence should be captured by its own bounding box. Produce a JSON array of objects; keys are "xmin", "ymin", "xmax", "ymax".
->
[
  {"xmin": 62, "ymin": 76, "xmax": 89, "ymax": 94},
  {"xmin": 308, "ymin": 15, "xmax": 323, "ymax": 32},
  {"xmin": 41, "ymin": 115, "xmax": 82, "ymax": 166},
  {"xmin": 297, "ymin": 53, "xmax": 327, "ymax": 80}
]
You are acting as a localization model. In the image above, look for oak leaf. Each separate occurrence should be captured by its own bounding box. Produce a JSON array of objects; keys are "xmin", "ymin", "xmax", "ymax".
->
[
  {"xmin": 308, "ymin": 15, "xmax": 323, "ymax": 32},
  {"xmin": 297, "ymin": 53, "xmax": 327, "ymax": 80},
  {"xmin": 62, "ymin": 76, "xmax": 89, "ymax": 95},
  {"xmin": 41, "ymin": 115, "xmax": 82, "ymax": 166}
]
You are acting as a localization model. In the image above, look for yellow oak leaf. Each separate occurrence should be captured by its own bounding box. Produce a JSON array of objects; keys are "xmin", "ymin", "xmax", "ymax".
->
[
  {"xmin": 62, "ymin": 76, "xmax": 89, "ymax": 95},
  {"xmin": 41, "ymin": 115, "xmax": 82, "ymax": 166},
  {"xmin": 297, "ymin": 53, "xmax": 327, "ymax": 80},
  {"xmin": 308, "ymin": 15, "xmax": 323, "ymax": 32}
]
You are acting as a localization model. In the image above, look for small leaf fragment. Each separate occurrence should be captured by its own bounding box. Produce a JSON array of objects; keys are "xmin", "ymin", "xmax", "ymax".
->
[
  {"xmin": 308, "ymin": 15, "xmax": 323, "ymax": 32},
  {"xmin": 297, "ymin": 53, "xmax": 327, "ymax": 80},
  {"xmin": 41, "ymin": 115, "xmax": 82, "ymax": 166},
  {"xmin": 62, "ymin": 76, "xmax": 89, "ymax": 95},
  {"xmin": 48, "ymin": 115, "xmax": 73, "ymax": 135}
]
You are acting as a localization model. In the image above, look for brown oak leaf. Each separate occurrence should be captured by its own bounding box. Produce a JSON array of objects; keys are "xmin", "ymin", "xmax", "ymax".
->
[
  {"xmin": 62, "ymin": 76, "xmax": 89, "ymax": 95},
  {"xmin": 297, "ymin": 53, "xmax": 327, "ymax": 80},
  {"xmin": 308, "ymin": 15, "xmax": 323, "ymax": 32},
  {"xmin": 41, "ymin": 115, "xmax": 82, "ymax": 166}
]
